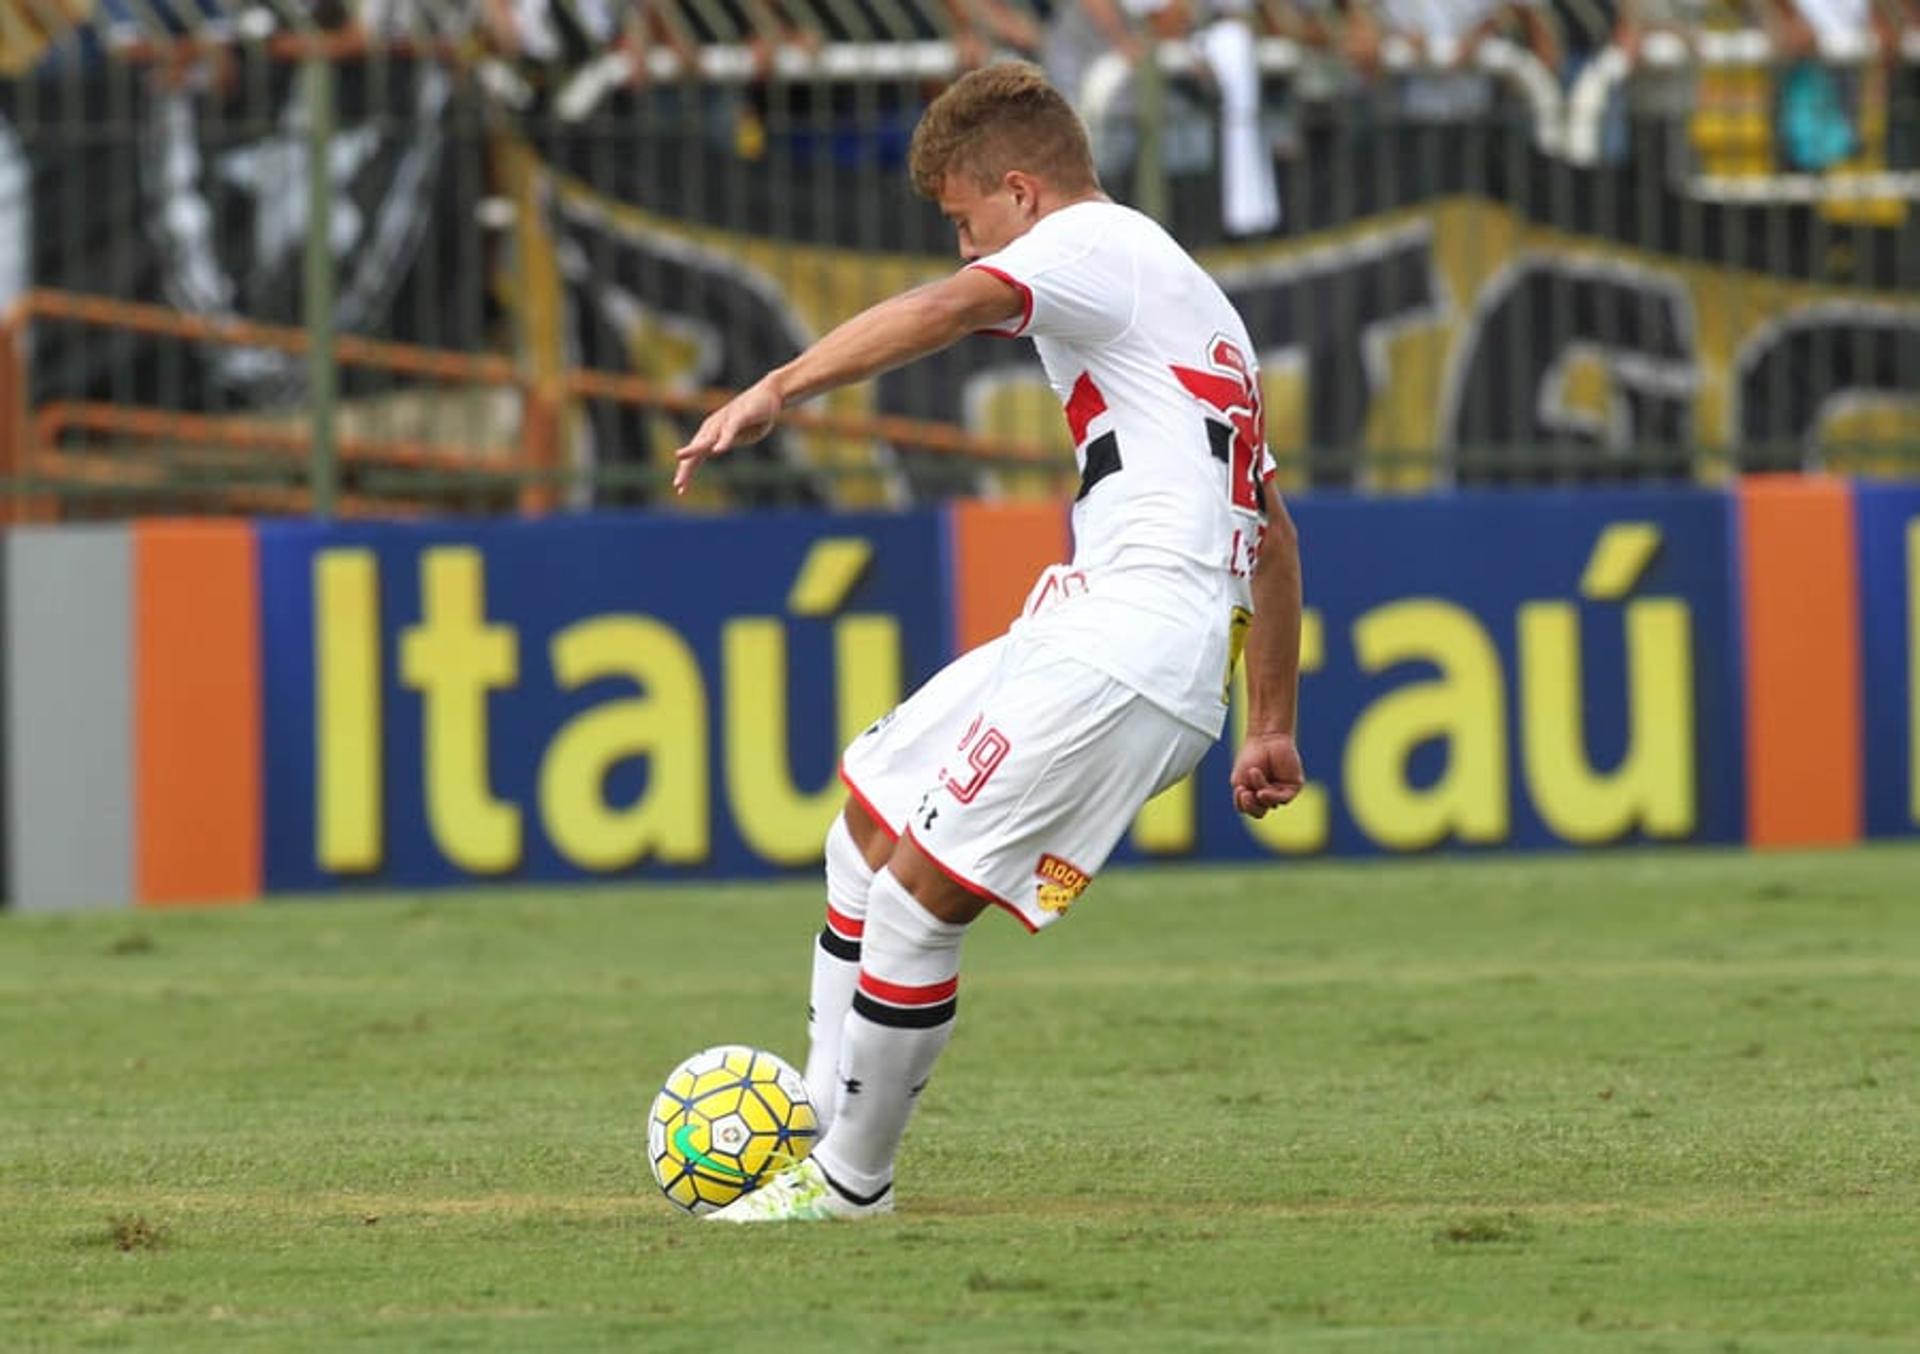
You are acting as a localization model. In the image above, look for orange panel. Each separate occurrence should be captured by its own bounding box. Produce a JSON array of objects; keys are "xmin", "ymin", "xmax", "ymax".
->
[
  {"xmin": 134, "ymin": 521, "xmax": 262, "ymax": 905},
  {"xmin": 948, "ymin": 500, "xmax": 1071, "ymax": 653},
  {"xmin": 1738, "ymin": 476, "xmax": 1863, "ymax": 848}
]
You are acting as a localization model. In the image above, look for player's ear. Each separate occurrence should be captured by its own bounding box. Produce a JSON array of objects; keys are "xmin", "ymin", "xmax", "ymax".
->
[{"xmin": 1004, "ymin": 170, "xmax": 1041, "ymax": 219}]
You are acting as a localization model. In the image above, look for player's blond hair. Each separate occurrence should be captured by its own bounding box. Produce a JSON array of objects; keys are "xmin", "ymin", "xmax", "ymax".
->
[{"xmin": 908, "ymin": 62, "xmax": 1100, "ymax": 200}]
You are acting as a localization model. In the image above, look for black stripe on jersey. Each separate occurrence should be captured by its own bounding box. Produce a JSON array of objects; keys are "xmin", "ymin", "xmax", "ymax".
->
[
  {"xmin": 1206, "ymin": 418, "xmax": 1233, "ymax": 463},
  {"xmin": 818, "ymin": 927, "xmax": 862, "ymax": 963},
  {"xmin": 1076, "ymin": 432, "xmax": 1122, "ymax": 501},
  {"xmin": 852, "ymin": 991, "xmax": 957, "ymax": 1029}
]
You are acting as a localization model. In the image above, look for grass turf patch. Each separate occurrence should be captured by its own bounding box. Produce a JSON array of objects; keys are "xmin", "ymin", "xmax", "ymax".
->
[{"xmin": 2, "ymin": 845, "xmax": 1917, "ymax": 1351}]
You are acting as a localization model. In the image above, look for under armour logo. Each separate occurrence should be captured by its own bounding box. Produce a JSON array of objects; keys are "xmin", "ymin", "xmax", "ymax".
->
[{"xmin": 841, "ymin": 1077, "xmax": 863, "ymax": 1097}]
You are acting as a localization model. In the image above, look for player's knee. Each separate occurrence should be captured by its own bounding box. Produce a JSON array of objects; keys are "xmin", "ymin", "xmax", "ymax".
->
[
  {"xmin": 885, "ymin": 838, "xmax": 990, "ymax": 926},
  {"xmin": 824, "ymin": 813, "xmax": 875, "ymax": 919},
  {"xmin": 840, "ymin": 800, "xmax": 895, "ymax": 872},
  {"xmin": 864, "ymin": 869, "xmax": 967, "ymax": 971}
]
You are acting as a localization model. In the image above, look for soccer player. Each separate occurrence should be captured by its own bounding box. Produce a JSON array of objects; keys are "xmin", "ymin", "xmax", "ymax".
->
[{"xmin": 672, "ymin": 60, "xmax": 1304, "ymax": 1222}]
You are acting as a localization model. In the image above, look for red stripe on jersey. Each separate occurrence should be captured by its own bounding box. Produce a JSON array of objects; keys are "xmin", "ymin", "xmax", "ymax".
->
[
  {"xmin": 825, "ymin": 904, "xmax": 865, "ymax": 940},
  {"xmin": 967, "ymin": 264, "xmax": 1033, "ymax": 336},
  {"xmin": 1064, "ymin": 372, "xmax": 1108, "ymax": 447},
  {"xmin": 1172, "ymin": 364, "xmax": 1247, "ymax": 417},
  {"xmin": 858, "ymin": 971, "xmax": 959, "ymax": 1007}
]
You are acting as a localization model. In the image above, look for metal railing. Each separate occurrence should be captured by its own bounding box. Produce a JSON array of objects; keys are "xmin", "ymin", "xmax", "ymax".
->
[{"xmin": 0, "ymin": 283, "xmax": 1061, "ymax": 519}]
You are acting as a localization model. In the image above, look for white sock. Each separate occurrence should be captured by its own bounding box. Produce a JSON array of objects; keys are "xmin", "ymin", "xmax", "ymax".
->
[
  {"xmin": 812, "ymin": 868, "xmax": 965, "ymax": 1202},
  {"xmin": 804, "ymin": 815, "xmax": 873, "ymax": 1130}
]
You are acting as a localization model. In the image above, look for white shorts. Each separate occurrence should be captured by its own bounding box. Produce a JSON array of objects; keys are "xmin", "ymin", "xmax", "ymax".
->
[{"xmin": 839, "ymin": 629, "xmax": 1213, "ymax": 932}]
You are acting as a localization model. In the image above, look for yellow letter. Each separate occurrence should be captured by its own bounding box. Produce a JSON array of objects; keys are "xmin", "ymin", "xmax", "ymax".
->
[
  {"xmin": 1519, "ymin": 601, "xmax": 1695, "ymax": 843},
  {"xmin": 725, "ymin": 539, "xmax": 901, "ymax": 865},
  {"xmin": 314, "ymin": 549, "xmax": 382, "ymax": 872},
  {"xmin": 540, "ymin": 616, "xmax": 709, "ymax": 869},
  {"xmin": 1519, "ymin": 523, "xmax": 1695, "ymax": 843},
  {"xmin": 399, "ymin": 547, "xmax": 521, "ymax": 873},
  {"xmin": 1344, "ymin": 601, "xmax": 1508, "ymax": 850}
]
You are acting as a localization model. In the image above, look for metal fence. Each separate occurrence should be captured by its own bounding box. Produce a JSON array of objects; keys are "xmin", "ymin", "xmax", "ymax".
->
[{"xmin": 1, "ymin": 4, "xmax": 1918, "ymax": 518}]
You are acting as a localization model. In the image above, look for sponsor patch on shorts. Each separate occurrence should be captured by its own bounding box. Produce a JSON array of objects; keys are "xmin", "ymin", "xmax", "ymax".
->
[{"xmin": 1034, "ymin": 853, "xmax": 1092, "ymax": 915}]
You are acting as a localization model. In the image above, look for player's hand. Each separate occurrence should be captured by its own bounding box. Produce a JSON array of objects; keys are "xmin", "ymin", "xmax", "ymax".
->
[
  {"xmin": 1229, "ymin": 732, "xmax": 1304, "ymax": 819},
  {"xmin": 673, "ymin": 378, "xmax": 783, "ymax": 495}
]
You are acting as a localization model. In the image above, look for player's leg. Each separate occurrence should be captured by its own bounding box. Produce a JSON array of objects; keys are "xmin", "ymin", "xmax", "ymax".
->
[
  {"xmin": 799, "ymin": 638, "xmax": 1005, "ymax": 1133},
  {"xmin": 712, "ymin": 638, "xmax": 1198, "ymax": 1223},
  {"xmin": 805, "ymin": 839, "xmax": 984, "ymax": 1208},
  {"xmin": 802, "ymin": 662, "xmax": 1212, "ymax": 1209},
  {"xmin": 710, "ymin": 843, "xmax": 979, "ymax": 1222},
  {"xmin": 802, "ymin": 800, "xmax": 893, "ymax": 1130}
]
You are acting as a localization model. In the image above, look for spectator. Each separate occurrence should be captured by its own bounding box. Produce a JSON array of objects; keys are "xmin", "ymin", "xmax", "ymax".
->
[
  {"xmin": 1751, "ymin": 0, "xmax": 1893, "ymax": 170},
  {"xmin": 952, "ymin": 1, "xmax": 1281, "ymax": 234},
  {"xmin": 1607, "ymin": 0, "xmax": 1715, "ymax": 168},
  {"xmin": 950, "ymin": 0, "xmax": 1153, "ymax": 175},
  {"xmin": 1324, "ymin": 0, "xmax": 1558, "ymax": 210},
  {"xmin": 944, "ymin": 0, "xmax": 1045, "ymax": 68},
  {"xmin": 1185, "ymin": 0, "xmax": 1284, "ymax": 233},
  {"xmin": 1366, "ymin": 0, "xmax": 1563, "ymax": 122}
]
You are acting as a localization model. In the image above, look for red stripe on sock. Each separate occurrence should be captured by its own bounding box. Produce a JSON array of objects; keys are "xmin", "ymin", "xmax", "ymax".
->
[
  {"xmin": 857, "ymin": 971, "xmax": 959, "ymax": 1008},
  {"xmin": 825, "ymin": 903, "xmax": 865, "ymax": 940}
]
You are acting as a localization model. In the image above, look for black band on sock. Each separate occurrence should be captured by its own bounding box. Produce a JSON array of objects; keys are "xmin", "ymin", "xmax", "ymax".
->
[
  {"xmin": 818, "ymin": 1161, "xmax": 894, "ymax": 1208},
  {"xmin": 817, "ymin": 927, "xmax": 861, "ymax": 963},
  {"xmin": 852, "ymin": 990, "xmax": 957, "ymax": 1030}
]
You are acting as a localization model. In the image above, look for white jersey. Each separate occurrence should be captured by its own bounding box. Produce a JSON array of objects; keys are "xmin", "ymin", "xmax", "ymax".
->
[{"xmin": 967, "ymin": 199, "xmax": 1274, "ymax": 736}]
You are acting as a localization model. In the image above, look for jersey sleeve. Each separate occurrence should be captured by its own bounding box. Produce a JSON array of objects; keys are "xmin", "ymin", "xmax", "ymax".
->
[{"xmin": 965, "ymin": 222, "xmax": 1136, "ymax": 344}]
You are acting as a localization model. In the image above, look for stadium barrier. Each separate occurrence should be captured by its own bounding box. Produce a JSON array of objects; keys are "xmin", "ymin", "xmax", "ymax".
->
[
  {"xmin": 3, "ymin": 34, "xmax": 1918, "ymax": 515},
  {"xmin": 0, "ymin": 287, "xmax": 1057, "ymax": 523},
  {"xmin": 2, "ymin": 475, "xmax": 1915, "ymax": 911}
]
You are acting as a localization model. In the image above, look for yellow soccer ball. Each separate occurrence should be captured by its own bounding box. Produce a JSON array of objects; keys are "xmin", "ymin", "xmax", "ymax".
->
[{"xmin": 648, "ymin": 1045, "xmax": 819, "ymax": 1215}]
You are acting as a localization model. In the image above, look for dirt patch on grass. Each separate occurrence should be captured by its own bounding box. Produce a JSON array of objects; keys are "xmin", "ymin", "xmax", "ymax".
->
[
  {"xmin": 107, "ymin": 1214, "xmax": 167, "ymax": 1252},
  {"xmin": 1433, "ymin": 1212, "xmax": 1534, "ymax": 1246}
]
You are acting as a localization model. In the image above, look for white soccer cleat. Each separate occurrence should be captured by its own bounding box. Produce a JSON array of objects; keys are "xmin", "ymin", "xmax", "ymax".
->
[{"xmin": 703, "ymin": 1157, "xmax": 893, "ymax": 1223}]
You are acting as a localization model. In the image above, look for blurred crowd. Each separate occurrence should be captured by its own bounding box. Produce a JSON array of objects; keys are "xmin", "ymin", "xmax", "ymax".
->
[
  {"xmin": 469, "ymin": 0, "xmax": 1909, "ymax": 234},
  {"xmin": 3, "ymin": 0, "xmax": 1916, "ymax": 228}
]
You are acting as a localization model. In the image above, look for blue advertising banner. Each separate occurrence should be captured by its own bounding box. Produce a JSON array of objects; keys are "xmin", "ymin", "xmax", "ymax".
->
[
  {"xmin": 1854, "ymin": 483, "xmax": 1920, "ymax": 840},
  {"xmin": 256, "ymin": 489, "xmax": 1746, "ymax": 895},
  {"xmin": 1122, "ymin": 488, "xmax": 1747, "ymax": 863},
  {"xmin": 259, "ymin": 512, "xmax": 952, "ymax": 891}
]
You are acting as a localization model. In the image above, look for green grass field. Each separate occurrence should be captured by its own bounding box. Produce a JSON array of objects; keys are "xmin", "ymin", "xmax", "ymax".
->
[{"xmin": 4, "ymin": 846, "xmax": 1918, "ymax": 1352}]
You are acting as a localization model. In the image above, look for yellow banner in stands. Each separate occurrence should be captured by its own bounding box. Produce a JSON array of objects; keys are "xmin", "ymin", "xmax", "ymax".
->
[{"xmin": 509, "ymin": 168, "xmax": 1920, "ymax": 499}]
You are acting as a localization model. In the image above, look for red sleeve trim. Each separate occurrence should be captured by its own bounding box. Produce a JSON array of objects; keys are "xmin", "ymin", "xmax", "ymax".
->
[
  {"xmin": 903, "ymin": 828, "xmax": 1040, "ymax": 934},
  {"xmin": 966, "ymin": 264, "xmax": 1033, "ymax": 338},
  {"xmin": 824, "ymin": 903, "xmax": 865, "ymax": 940},
  {"xmin": 839, "ymin": 767, "xmax": 899, "ymax": 842}
]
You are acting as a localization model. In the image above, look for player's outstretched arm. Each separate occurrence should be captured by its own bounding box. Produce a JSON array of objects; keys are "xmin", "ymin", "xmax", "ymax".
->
[
  {"xmin": 1230, "ymin": 479, "xmax": 1305, "ymax": 818},
  {"xmin": 672, "ymin": 268, "xmax": 1025, "ymax": 493}
]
